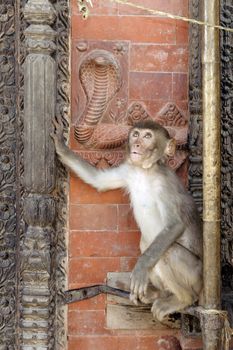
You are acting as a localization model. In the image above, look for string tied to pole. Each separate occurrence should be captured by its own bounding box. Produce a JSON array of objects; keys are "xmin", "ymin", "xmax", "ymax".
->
[{"xmin": 77, "ymin": 0, "xmax": 233, "ymax": 34}]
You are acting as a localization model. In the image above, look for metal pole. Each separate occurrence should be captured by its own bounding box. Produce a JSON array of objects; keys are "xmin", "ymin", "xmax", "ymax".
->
[{"xmin": 202, "ymin": 0, "xmax": 222, "ymax": 348}]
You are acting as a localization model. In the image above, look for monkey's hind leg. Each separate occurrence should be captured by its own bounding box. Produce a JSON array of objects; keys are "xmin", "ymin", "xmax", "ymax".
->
[
  {"xmin": 151, "ymin": 294, "xmax": 191, "ymax": 322},
  {"xmin": 150, "ymin": 245, "xmax": 202, "ymax": 322}
]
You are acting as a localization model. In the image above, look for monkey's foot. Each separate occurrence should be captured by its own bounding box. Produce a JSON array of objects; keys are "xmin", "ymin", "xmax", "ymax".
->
[{"xmin": 151, "ymin": 295, "xmax": 189, "ymax": 323}]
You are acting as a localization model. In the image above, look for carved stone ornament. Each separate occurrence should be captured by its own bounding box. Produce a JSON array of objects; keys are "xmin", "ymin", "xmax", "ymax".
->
[
  {"xmin": 74, "ymin": 98, "xmax": 188, "ymax": 172},
  {"xmin": 0, "ymin": 1, "xmax": 18, "ymax": 348},
  {"xmin": 73, "ymin": 41, "xmax": 189, "ymax": 172},
  {"xmin": 188, "ymin": 0, "xmax": 203, "ymax": 216},
  {"xmin": 0, "ymin": 0, "xmax": 69, "ymax": 348},
  {"xmin": 184, "ymin": 0, "xmax": 233, "ymax": 336}
]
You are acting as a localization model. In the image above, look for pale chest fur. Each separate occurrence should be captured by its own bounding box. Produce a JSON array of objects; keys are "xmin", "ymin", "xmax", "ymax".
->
[{"xmin": 126, "ymin": 168, "xmax": 165, "ymax": 252}]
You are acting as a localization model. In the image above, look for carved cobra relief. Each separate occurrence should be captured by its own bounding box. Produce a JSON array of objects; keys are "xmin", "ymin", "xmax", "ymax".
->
[
  {"xmin": 73, "ymin": 43, "xmax": 188, "ymax": 175},
  {"xmin": 75, "ymin": 49, "xmax": 129, "ymax": 149}
]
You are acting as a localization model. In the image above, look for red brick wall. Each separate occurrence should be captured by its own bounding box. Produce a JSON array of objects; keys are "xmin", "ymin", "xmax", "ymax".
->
[{"xmin": 69, "ymin": 1, "xmax": 189, "ymax": 349}]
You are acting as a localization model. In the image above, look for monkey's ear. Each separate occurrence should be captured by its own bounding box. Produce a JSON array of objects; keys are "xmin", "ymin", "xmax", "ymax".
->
[{"xmin": 165, "ymin": 139, "xmax": 176, "ymax": 157}]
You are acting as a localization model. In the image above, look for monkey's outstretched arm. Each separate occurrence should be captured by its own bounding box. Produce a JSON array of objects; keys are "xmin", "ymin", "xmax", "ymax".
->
[
  {"xmin": 51, "ymin": 117, "xmax": 127, "ymax": 191},
  {"xmin": 130, "ymin": 219, "xmax": 185, "ymax": 300}
]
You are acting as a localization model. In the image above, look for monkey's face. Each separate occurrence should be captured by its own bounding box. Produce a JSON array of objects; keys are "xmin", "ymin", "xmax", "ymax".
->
[{"xmin": 128, "ymin": 128, "xmax": 169, "ymax": 168}]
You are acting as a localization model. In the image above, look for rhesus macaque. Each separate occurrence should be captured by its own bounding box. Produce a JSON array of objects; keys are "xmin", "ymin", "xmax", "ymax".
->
[{"xmin": 51, "ymin": 118, "xmax": 202, "ymax": 322}]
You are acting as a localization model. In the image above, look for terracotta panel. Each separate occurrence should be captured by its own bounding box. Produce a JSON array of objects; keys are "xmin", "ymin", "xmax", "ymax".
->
[
  {"xmin": 69, "ymin": 231, "xmax": 140, "ymax": 258},
  {"xmin": 130, "ymin": 44, "xmax": 188, "ymax": 73},
  {"xmin": 118, "ymin": 336, "xmax": 139, "ymax": 348},
  {"xmin": 120, "ymin": 257, "xmax": 138, "ymax": 271},
  {"xmin": 69, "ymin": 257, "xmax": 120, "ymax": 285},
  {"xmin": 118, "ymin": 335, "xmax": 181, "ymax": 349},
  {"xmin": 176, "ymin": 21, "xmax": 189, "ymax": 44},
  {"xmin": 68, "ymin": 310, "xmax": 106, "ymax": 335},
  {"xmin": 118, "ymin": 0, "xmax": 188, "ymax": 17},
  {"xmin": 157, "ymin": 336, "xmax": 182, "ymax": 349},
  {"xmin": 179, "ymin": 336, "xmax": 203, "ymax": 350},
  {"xmin": 72, "ymin": 16, "xmax": 176, "ymax": 44},
  {"xmin": 118, "ymin": 204, "xmax": 139, "ymax": 231},
  {"xmin": 68, "ymin": 294, "xmax": 106, "ymax": 311},
  {"xmin": 70, "ymin": 176, "xmax": 129, "ymax": 205},
  {"xmin": 69, "ymin": 204, "xmax": 118, "ymax": 230},
  {"xmin": 128, "ymin": 100, "xmax": 188, "ymax": 119},
  {"xmin": 172, "ymin": 73, "xmax": 188, "ymax": 101},
  {"xmin": 69, "ymin": 336, "xmax": 119, "ymax": 350},
  {"xmin": 71, "ymin": 40, "xmax": 129, "ymax": 128},
  {"xmin": 129, "ymin": 72, "xmax": 173, "ymax": 101}
]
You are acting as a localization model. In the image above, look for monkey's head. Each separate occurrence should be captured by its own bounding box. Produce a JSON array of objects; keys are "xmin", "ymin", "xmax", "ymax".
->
[{"xmin": 127, "ymin": 120, "xmax": 176, "ymax": 169}]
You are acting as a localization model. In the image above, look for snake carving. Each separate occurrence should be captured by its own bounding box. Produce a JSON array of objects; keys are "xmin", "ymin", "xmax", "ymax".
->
[{"xmin": 75, "ymin": 50, "xmax": 130, "ymax": 149}]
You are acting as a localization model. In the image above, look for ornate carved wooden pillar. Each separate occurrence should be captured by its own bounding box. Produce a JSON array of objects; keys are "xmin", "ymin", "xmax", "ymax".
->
[{"xmin": 21, "ymin": 0, "xmax": 56, "ymax": 347}]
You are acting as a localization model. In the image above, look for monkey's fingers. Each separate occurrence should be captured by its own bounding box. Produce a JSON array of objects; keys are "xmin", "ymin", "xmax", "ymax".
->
[
  {"xmin": 131, "ymin": 279, "xmax": 141, "ymax": 299},
  {"xmin": 130, "ymin": 292, "xmax": 139, "ymax": 305},
  {"xmin": 138, "ymin": 282, "xmax": 148, "ymax": 299}
]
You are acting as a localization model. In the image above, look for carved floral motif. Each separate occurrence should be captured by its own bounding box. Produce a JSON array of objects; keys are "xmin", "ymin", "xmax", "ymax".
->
[
  {"xmin": 21, "ymin": 0, "xmax": 58, "ymax": 348},
  {"xmin": 0, "ymin": 1, "xmax": 17, "ymax": 348},
  {"xmin": 220, "ymin": 0, "xmax": 233, "ymax": 325}
]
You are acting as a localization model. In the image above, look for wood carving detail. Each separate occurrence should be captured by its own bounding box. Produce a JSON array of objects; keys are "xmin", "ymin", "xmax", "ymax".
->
[
  {"xmin": 182, "ymin": 0, "xmax": 203, "ymax": 336},
  {"xmin": 0, "ymin": 1, "xmax": 17, "ymax": 348},
  {"xmin": 52, "ymin": 1, "xmax": 70, "ymax": 348},
  {"xmin": 188, "ymin": 0, "xmax": 203, "ymax": 215},
  {"xmin": 21, "ymin": 0, "xmax": 58, "ymax": 348},
  {"xmin": 220, "ymin": 0, "xmax": 233, "ymax": 325}
]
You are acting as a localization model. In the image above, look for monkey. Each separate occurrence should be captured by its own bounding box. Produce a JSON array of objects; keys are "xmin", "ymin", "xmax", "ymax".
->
[{"xmin": 51, "ymin": 117, "xmax": 202, "ymax": 323}]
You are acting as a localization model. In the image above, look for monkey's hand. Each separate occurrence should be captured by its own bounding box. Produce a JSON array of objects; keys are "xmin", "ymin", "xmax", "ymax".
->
[{"xmin": 130, "ymin": 256, "xmax": 150, "ymax": 305}]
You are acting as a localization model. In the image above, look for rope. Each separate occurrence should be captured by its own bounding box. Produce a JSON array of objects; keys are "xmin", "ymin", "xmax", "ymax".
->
[
  {"xmin": 78, "ymin": 0, "xmax": 233, "ymax": 33},
  {"xmin": 110, "ymin": 0, "xmax": 233, "ymax": 33}
]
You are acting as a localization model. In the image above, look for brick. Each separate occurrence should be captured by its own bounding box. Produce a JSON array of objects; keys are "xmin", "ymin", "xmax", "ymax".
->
[
  {"xmin": 172, "ymin": 73, "xmax": 188, "ymax": 101},
  {"xmin": 69, "ymin": 257, "xmax": 120, "ymax": 285},
  {"xmin": 118, "ymin": 336, "xmax": 139, "ymax": 349},
  {"xmin": 118, "ymin": 204, "xmax": 139, "ymax": 231},
  {"xmin": 72, "ymin": 16, "xmax": 176, "ymax": 44},
  {"xmin": 130, "ymin": 44, "xmax": 188, "ymax": 73},
  {"xmin": 69, "ymin": 204, "xmax": 118, "ymax": 230},
  {"xmin": 120, "ymin": 257, "xmax": 138, "ymax": 271},
  {"xmin": 137, "ymin": 336, "xmax": 160, "ymax": 349},
  {"xmin": 118, "ymin": 335, "xmax": 182, "ymax": 350},
  {"xmin": 68, "ymin": 336, "xmax": 118, "ymax": 350},
  {"xmin": 176, "ymin": 21, "xmax": 189, "ymax": 44},
  {"xmin": 70, "ymin": 176, "xmax": 129, "ymax": 205},
  {"xmin": 69, "ymin": 231, "xmax": 140, "ymax": 258},
  {"xmin": 68, "ymin": 294, "xmax": 106, "ymax": 311},
  {"xmin": 129, "ymin": 72, "xmax": 173, "ymax": 101},
  {"xmin": 118, "ymin": 0, "xmax": 188, "ymax": 17},
  {"xmin": 157, "ymin": 336, "xmax": 182, "ymax": 349},
  {"xmin": 68, "ymin": 310, "xmax": 106, "ymax": 335}
]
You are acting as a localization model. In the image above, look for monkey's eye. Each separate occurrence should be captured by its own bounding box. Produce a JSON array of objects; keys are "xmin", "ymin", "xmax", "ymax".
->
[
  {"xmin": 144, "ymin": 132, "xmax": 152, "ymax": 139},
  {"xmin": 132, "ymin": 131, "xmax": 139, "ymax": 137}
]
